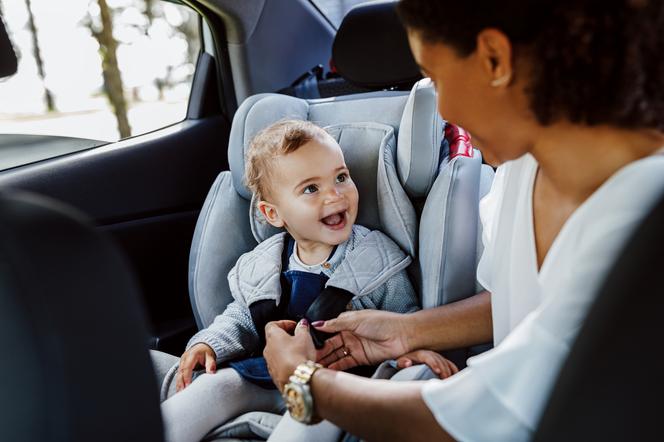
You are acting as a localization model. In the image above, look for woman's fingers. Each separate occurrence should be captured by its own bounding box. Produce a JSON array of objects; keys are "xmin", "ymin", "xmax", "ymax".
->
[
  {"xmin": 317, "ymin": 337, "xmax": 359, "ymax": 370},
  {"xmin": 312, "ymin": 311, "xmax": 361, "ymax": 333},
  {"xmin": 263, "ymin": 319, "xmax": 317, "ymax": 391},
  {"xmin": 294, "ymin": 318, "xmax": 309, "ymax": 335},
  {"xmin": 316, "ymin": 331, "xmax": 368, "ymax": 368},
  {"xmin": 267, "ymin": 319, "xmax": 298, "ymax": 334},
  {"xmin": 327, "ymin": 353, "xmax": 360, "ymax": 371},
  {"xmin": 265, "ymin": 321, "xmax": 296, "ymax": 341},
  {"xmin": 315, "ymin": 334, "xmax": 345, "ymax": 362}
]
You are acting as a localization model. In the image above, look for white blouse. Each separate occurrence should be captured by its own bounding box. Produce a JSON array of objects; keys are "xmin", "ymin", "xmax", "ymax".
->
[{"xmin": 421, "ymin": 151, "xmax": 664, "ymax": 441}]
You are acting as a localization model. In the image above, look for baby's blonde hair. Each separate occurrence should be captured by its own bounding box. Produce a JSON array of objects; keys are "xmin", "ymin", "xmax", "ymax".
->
[{"xmin": 245, "ymin": 119, "xmax": 331, "ymax": 201}]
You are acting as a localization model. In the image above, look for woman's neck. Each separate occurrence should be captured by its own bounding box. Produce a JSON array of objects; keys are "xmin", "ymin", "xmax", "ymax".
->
[{"xmin": 530, "ymin": 123, "xmax": 664, "ymax": 203}]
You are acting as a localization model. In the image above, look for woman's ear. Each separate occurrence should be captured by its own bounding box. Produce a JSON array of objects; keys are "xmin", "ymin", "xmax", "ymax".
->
[
  {"xmin": 257, "ymin": 201, "xmax": 284, "ymax": 228},
  {"xmin": 476, "ymin": 28, "xmax": 513, "ymax": 88}
]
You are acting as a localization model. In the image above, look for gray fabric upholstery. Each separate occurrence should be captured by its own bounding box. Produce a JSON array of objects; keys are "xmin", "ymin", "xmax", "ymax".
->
[
  {"xmin": 205, "ymin": 412, "xmax": 282, "ymax": 441},
  {"xmin": 228, "ymin": 92, "xmax": 411, "ymax": 201},
  {"xmin": 189, "ymin": 172, "xmax": 257, "ymax": 329},
  {"xmin": 186, "ymin": 78, "xmax": 493, "ymax": 441},
  {"xmin": 234, "ymin": 225, "xmax": 414, "ymax": 305},
  {"xmin": 397, "ymin": 78, "xmax": 445, "ymax": 198},
  {"xmin": 418, "ymin": 149, "xmax": 495, "ymax": 308},
  {"xmin": 228, "ymin": 94, "xmax": 309, "ymax": 200}
]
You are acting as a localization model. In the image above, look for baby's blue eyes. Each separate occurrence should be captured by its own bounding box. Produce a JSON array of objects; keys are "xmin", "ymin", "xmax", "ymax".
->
[
  {"xmin": 302, "ymin": 173, "xmax": 349, "ymax": 194},
  {"xmin": 303, "ymin": 184, "xmax": 318, "ymax": 194}
]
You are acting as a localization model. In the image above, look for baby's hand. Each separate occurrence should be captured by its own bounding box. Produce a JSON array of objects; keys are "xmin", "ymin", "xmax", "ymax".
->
[
  {"xmin": 176, "ymin": 343, "xmax": 216, "ymax": 392},
  {"xmin": 395, "ymin": 349, "xmax": 458, "ymax": 379}
]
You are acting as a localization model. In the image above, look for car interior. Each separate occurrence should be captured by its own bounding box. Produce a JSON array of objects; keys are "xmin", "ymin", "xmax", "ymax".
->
[{"xmin": 0, "ymin": 1, "xmax": 662, "ymax": 441}]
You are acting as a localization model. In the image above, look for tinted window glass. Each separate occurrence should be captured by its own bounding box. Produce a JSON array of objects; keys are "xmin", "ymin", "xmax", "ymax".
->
[{"xmin": 0, "ymin": 0, "xmax": 200, "ymax": 169}]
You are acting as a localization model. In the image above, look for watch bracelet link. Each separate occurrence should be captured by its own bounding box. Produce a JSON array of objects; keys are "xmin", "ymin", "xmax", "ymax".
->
[{"xmin": 283, "ymin": 360, "xmax": 323, "ymax": 424}]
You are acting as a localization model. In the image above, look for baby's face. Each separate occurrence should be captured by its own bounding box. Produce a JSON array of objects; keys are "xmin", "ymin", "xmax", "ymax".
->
[{"xmin": 260, "ymin": 136, "xmax": 359, "ymax": 247}]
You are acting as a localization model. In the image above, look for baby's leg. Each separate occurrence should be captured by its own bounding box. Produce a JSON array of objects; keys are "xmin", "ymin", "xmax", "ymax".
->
[
  {"xmin": 149, "ymin": 350, "xmax": 180, "ymax": 393},
  {"xmin": 267, "ymin": 362, "xmax": 435, "ymax": 442},
  {"xmin": 161, "ymin": 367, "xmax": 283, "ymax": 442},
  {"xmin": 267, "ymin": 412, "xmax": 343, "ymax": 442}
]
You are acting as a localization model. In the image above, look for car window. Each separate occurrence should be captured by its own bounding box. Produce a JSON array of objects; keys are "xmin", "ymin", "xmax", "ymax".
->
[
  {"xmin": 0, "ymin": 0, "xmax": 200, "ymax": 170},
  {"xmin": 309, "ymin": 0, "xmax": 376, "ymax": 28}
]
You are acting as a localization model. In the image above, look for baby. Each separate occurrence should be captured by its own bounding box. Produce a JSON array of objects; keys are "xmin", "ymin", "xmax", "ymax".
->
[{"xmin": 159, "ymin": 120, "xmax": 457, "ymax": 442}]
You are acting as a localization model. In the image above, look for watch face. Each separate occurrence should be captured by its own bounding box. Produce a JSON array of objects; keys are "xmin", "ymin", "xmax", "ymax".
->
[{"xmin": 284, "ymin": 383, "xmax": 307, "ymax": 421}]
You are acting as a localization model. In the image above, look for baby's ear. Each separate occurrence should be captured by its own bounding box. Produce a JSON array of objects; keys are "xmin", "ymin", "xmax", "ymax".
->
[{"xmin": 257, "ymin": 201, "xmax": 284, "ymax": 228}]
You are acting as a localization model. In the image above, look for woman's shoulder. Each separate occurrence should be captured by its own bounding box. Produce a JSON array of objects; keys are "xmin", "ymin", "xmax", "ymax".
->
[{"xmin": 578, "ymin": 153, "xmax": 664, "ymax": 232}]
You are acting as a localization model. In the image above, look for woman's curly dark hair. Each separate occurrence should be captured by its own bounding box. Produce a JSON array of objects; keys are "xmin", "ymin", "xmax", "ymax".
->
[{"xmin": 397, "ymin": 0, "xmax": 664, "ymax": 130}]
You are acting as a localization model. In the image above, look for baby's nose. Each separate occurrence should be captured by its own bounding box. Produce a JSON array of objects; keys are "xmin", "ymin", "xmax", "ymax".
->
[{"xmin": 324, "ymin": 187, "xmax": 342, "ymax": 203}]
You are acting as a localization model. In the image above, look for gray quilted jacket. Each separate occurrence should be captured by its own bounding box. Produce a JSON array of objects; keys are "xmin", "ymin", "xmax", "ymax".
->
[{"xmin": 187, "ymin": 225, "xmax": 419, "ymax": 362}]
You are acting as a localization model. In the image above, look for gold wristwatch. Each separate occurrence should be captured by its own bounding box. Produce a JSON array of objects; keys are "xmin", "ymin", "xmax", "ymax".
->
[{"xmin": 282, "ymin": 360, "xmax": 323, "ymax": 424}]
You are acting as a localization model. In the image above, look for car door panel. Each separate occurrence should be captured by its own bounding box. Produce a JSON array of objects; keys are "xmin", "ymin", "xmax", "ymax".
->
[{"xmin": 0, "ymin": 116, "xmax": 231, "ymax": 354}]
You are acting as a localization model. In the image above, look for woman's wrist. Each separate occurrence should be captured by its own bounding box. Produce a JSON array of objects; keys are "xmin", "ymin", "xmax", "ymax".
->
[
  {"xmin": 404, "ymin": 291, "xmax": 493, "ymax": 352},
  {"xmin": 403, "ymin": 310, "xmax": 427, "ymax": 352},
  {"xmin": 309, "ymin": 367, "xmax": 336, "ymax": 420}
]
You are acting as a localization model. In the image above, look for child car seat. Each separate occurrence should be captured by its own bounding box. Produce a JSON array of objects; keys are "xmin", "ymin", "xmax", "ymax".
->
[{"xmin": 185, "ymin": 78, "xmax": 493, "ymax": 441}]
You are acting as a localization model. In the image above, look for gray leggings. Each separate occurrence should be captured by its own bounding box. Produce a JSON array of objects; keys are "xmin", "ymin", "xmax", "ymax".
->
[
  {"xmin": 150, "ymin": 350, "xmax": 344, "ymax": 442},
  {"xmin": 150, "ymin": 350, "xmax": 435, "ymax": 442}
]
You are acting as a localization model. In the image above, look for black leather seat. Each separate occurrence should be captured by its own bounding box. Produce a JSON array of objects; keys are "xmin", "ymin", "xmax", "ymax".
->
[
  {"xmin": 535, "ymin": 192, "xmax": 664, "ymax": 441},
  {"xmin": 281, "ymin": 0, "xmax": 422, "ymax": 98},
  {"xmin": 0, "ymin": 191, "xmax": 163, "ymax": 442}
]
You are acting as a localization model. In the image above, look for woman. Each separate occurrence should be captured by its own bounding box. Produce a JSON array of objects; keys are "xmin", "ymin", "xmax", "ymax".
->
[{"xmin": 263, "ymin": 0, "xmax": 664, "ymax": 440}]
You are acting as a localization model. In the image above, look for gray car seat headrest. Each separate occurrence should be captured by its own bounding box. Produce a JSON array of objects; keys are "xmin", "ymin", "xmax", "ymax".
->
[
  {"xmin": 229, "ymin": 80, "xmax": 442, "ymax": 200},
  {"xmin": 397, "ymin": 78, "xmax": 444, "ymax": 198},
  {"xmin": 248, "ymin": 122, "xmax": 416, "ymax": 256},
  {"xmin": 226, "ymin": 79, "xmax": 442, "ymax": 254},
  {"xmin": 228, "ymin": 93, "xmax": 309, "ymax": 201}
]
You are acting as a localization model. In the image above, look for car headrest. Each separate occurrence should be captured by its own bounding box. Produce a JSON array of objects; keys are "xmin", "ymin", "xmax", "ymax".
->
[
  {"xmin": 229, "ymin": 93, "xmax": 309, "ymax": 202},
  {"xmin": 227, "ymin": 81, "xmax": 442, "ymax": 253},
  {"xmin": 247, "ymin": 121, "xmax": 418, "ymax": 255},
  {"xmin": 229, "ymin": 81, "xmax": 441, "ymax": 202},
  {"xmin": 332, "ymin": 0, "xmax": 421, "ymax": 89},
  {"xmin": 0, "ymin": 16, "xmax": 18, "ymax": 79},
  {"xmin": 0, "ymin": 191, "xmax": 163, "ymax": 442},
  {"xmin": 397, "ymin": 78, "xmax": 444, "ymax": 197}
]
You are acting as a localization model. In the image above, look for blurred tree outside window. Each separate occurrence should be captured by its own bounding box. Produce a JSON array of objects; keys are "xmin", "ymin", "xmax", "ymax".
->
[{"xmin": 0, "ymin": 0, "xmax": 200, "ymax": 144}]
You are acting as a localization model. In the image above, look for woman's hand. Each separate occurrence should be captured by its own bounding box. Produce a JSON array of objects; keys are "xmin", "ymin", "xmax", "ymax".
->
[
  {"xmin": 263, "ymin": 319, "xmax": 317, "ymax": 392},
  {"xmin": 314, "ymin": 310, "xmax": 412, "ymax": 370},
  {"xmin": 396, "ymin": 350, "xmax": 459, "ymax": 379},
  {"xmin": 176, "ymin": 343, "xmax": 217, "ymax": 392}
]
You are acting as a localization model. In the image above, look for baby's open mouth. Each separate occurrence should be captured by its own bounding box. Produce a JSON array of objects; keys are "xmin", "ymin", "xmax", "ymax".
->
[{"xmin": 320, "ymin": 211, "xmax": 347, "ymax": 230}]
